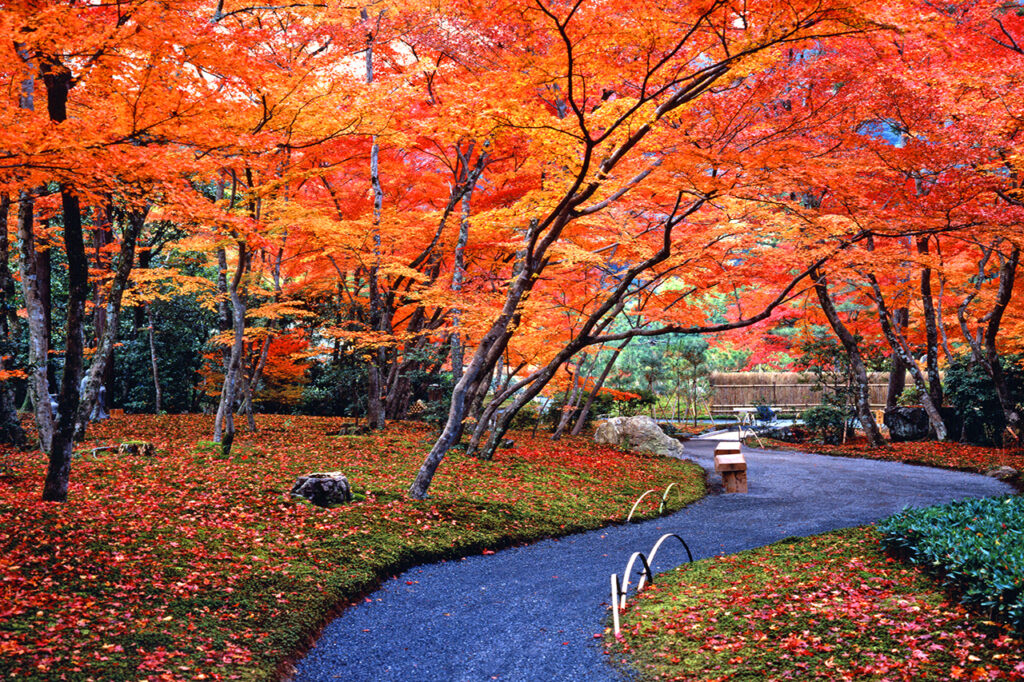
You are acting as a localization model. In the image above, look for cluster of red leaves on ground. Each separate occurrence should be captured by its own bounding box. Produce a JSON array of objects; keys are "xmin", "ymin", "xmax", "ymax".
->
[
  {"xmin": 610, "ymin": 527, "xmax": 1024, "ymax": 681},
  {"xmin": 764, "ymin": 437, "xmax": 1024, "ymax": 474},
  {"xmin": 0, "ymin": 414, "xmax": 702, "ymax": 681}
]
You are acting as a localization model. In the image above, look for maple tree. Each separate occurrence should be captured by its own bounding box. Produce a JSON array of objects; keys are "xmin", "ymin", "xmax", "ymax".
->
[{"xmin": 0, "ymin": 0, "xmax": 1021, "ymax": 503}]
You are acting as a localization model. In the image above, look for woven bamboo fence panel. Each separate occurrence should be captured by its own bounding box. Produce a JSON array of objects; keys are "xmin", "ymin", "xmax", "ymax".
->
[{"xmin": 708, "ymin": 372, "xmax": 890, "ymax": 413}]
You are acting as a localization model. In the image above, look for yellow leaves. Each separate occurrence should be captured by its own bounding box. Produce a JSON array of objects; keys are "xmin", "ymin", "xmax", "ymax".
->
[
  {"xmin": 122, "ymin": 269, "xmax": 217, "ymax": 310},
  {"xmin": 246, "ymin": 301, "xmax": 313, "ymax": 321}
]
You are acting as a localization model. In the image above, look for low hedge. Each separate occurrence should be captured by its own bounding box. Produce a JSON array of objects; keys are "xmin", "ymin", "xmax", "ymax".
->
[{"xmin": 878, "ymin": 495, "xmax": 1024, "ymax": 630}]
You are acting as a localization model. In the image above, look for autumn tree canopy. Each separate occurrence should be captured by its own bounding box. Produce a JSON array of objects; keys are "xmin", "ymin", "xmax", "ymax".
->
[{"xmin": 0, "ymin": 0, "xmax": 1021, "ymax": 500}]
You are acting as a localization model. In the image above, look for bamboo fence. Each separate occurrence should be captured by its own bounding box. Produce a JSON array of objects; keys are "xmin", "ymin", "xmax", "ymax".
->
[{"xmin": 708, "ymin": 371, "xmax": 891, "ymax": 414}]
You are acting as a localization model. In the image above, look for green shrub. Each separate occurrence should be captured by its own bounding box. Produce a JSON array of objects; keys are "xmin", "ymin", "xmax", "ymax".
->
[
  {"xmin": 896, "ymin": 385, "xmax": 922, "ymax": 407},
  {"xmin": 944, "ymin": 354, "xmax": 1024, "ymax": 445},
  {"xmin": 800, "ymin": 404, "xmax": 845, "ymax": 444},
  {"xmin": 878, "ymin": 495, "xmax": 1024, "ymax": 631}
]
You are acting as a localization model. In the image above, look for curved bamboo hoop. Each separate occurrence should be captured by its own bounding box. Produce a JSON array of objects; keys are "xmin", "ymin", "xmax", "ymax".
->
[
  {"xmin": 626, "ymin": 489, "xmax": 657, "ymax": 523},
  {"xmin": 610, "ymin": 573, "xmax": 622, "ymax": 634},
  {"xmin": 637, "ymin": 533, "xmax": 693, "ymax": 592},
  {"xmin": 657, "ymin": 482, "xmax": 680, "ymax": 514},
  {"xmin": 618, "ymin": 551, "xmax": 653, "ymax": 610}
]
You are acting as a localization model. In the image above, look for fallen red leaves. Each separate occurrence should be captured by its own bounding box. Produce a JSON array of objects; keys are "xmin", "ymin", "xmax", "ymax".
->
[
  {"xmin": 0, "ymin": 413, "xmax": 703, "ymax": 680},
  {"xmin": 610, "ymin": 527, "xmax": 1024, "ymax": 681},
  {"xmin": 763, "ymin": 437, "xmax": 1024, "ymax": 475}
]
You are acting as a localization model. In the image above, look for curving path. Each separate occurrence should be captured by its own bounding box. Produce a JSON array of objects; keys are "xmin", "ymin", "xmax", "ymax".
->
[{"xmin": 293, "ymin": 438, "xmax": 1013, "ymax": 682}]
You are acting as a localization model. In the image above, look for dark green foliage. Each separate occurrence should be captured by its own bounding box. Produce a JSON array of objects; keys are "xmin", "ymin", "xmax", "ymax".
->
[
  {"xmin": 300, "ymin": 360, "xmax": 369, "ymax": 417},
  {"xmin": 800, "ymin": 404, "xmax": 845, "ymax": 444},
  {"xmin": 878, "ymin": 495, "xmax": 1024, "ymax": 631},
  {"xmin": 418, "ymin": 372, "xmax": 453, "ymax": 425},
  {"xmin": 113, "ymin": 295, "xmax": 214, "ymax": 413},
  {"xmin": 944, "ymin": 354, "xmax": 1024, "ymax": 445}
]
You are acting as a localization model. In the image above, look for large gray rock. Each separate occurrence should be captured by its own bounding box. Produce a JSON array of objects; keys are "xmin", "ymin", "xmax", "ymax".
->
[
  {"xmin": 984, "ymin": 466, "xmax": 1018, "ymax": 481},
  {"xmin": 593, "ymin": 416, "xmax": 684, "ymax": 456},
  {"xmin": 884, "ymin": 407, "xmax": 962, "ymax": 442},
  {"xmin": 290, "ymin": 472, "xmax": 353, "ymax": 507}
]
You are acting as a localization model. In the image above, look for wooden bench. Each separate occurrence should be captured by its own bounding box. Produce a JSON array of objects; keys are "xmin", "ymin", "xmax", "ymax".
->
[{"xmin": 714, "ymin": 441, "xmax": 748, "ymax": 493}]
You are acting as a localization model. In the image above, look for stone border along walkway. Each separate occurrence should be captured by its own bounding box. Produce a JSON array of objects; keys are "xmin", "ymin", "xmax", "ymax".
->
[{"xmin": 292, "ymin": 437, "xmax": 1013, "ymax": 682}]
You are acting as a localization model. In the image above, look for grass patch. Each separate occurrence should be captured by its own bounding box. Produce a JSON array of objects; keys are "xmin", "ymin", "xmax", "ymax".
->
[
  {"xmin": 608, "ymin": 527, "xmax": 1024, "ymax": 681},
  {"xmin": 0, "ymin": 414, "xmax": 704, "ymax": 680}
]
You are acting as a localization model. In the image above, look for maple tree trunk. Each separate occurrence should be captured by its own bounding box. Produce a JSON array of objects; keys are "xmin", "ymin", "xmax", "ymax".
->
[
  {"xmin": 811, "ymin": 267, "xmax": 883, "ymax": 447},
  {"xmin": 16, "ymin": 192, "xmax": 54, "ymax": 453},
  {"xmin": 450, "ymin": 173, "xmax": 474, "ymax": 387},
  {"xmin": 75, "ymin": 208, "xmax": 145, "ymax": 440},
  {"xmin": 551, "ymin": 362, "xmax": 583, "ymax": 441},
  {"xmin": 885, "ymin": 308, "xmax": 908, "ymax": 410},
  {"xmin": 983, "ymin": 248, "xmax": 1022, "ymax": 438},
  {"xmin": 869, "ymin": 275, "xmax": 947, "ymax": 441},
  {"xmin": 409, "ymin": 258, "xmax": 531, "ymax": 496},
  {"xmin": 570, "ymin": 338, "xmax": 630, "ymax": 436},
  {"xmin": 147, "ymin": 305, "xmax": 162, "ymax": 413},
  {"xmin": 0, "ymin": 196, "xmax": 25, "ymax": 447},
  {"xmin": 36, "ymin": 60, "xmax": 90, "ymax": 501},
  {"xmin": 214, "ymin": 242, "xmax": 247, "ymax": 456},
  {"xmin": 957, "ymin": 244, "xmax": 1022, "ymax": 440},
  {"xmin": 917, "ymin": 237, "xmax": 943, "ymax": 407}
]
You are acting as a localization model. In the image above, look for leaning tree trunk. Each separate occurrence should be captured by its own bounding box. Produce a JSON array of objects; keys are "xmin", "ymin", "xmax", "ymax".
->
[
  {"xmin": 869, "ymin": 274, "xmax": 947, "ymax": 441},
  {"xmin": 957, "ymin": 243, "xmax": 1022, "ymax": 440},
  {"xmin": 551, "ymin": 362, "xmax": 584, "ymax": 441},
  {"xmin": 75, "ymin": 207, "xmax": 146, "ymax": 440},
  {"xmin": 811, "ymin": 267, "xmax": 883, "ymax": 446},
  {"xmin": 408, "ymin": 253, "xmax": 531, "ymax": 497},
  {"xmin": 570, "ymin": 338, "xmax": 630, "ymax": 436}
]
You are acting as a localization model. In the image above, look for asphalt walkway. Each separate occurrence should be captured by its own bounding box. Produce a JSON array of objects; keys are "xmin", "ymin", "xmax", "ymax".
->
[{"xmin": 293, "ymin": 438, "xmax": 1013, "ymax": 681}]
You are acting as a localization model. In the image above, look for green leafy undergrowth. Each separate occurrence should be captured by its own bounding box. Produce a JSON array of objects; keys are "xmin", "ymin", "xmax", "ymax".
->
[
  {"xmin": 879, "ymin": 495, "xmax": 1024, "ymax": 631},
  {"xmin": 608, "ymin": 527, "xmax": 1024, "ymax": 681},
  {"xmin": 0, "ymin": 414, "xmax": 704, "ymax": 681}
]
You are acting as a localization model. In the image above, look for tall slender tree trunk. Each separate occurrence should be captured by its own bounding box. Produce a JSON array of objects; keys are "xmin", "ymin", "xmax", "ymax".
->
[
  {"xmin": 147, "ymin": 304, "xmax": 162, "ymax": 413},
  {"xmin": 811, "ymin": 267, "xmax": 884, "ymax": 446},
  {"xmin": 39, "ymin": 58, "xmax": 91, "ymax": 501},
  {"xmin": 570, "ymin": 338, "xmax": 630, "ymax": 436},
  {"xmin": 917, "ymin": 236, "xmax": 943, "ymax": 407},
  {"xmin": 214, "ymin": 242, "xmax": 247, "ymax": 456},
  {"xmin": 0, "ymin": 196, "xmax": 25, "ymax": 447},
  {"xmin": 17, "ymin": 193, "xmax": 53, "ymax": 452},
  {"xmin": 364, "ymin": 9, "xmax": 386, "ymax": 431},
  {"xmin": 449, "ymin": 167, "xmax": 474, "ymax": 388}
]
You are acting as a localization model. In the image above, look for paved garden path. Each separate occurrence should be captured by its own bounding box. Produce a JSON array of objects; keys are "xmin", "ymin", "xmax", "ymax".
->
[{"xmin": 293, "ymin": 438, "xmax": 1013, "ymax": 681}]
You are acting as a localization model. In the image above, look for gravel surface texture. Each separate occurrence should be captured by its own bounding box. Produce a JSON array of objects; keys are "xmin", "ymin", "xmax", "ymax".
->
[{"xmin": 293, "ymin": 438, "xmax": 1013, "ymax": 682}]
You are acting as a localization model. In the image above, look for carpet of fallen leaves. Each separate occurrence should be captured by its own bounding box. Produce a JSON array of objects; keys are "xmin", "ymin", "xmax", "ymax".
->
[
  {"xmin": 609, "ymin": 527, "xmax": 1024, "ymax": 681},
  {"xmin": 0, "ymin": 413, "xmax": 704, "ymax": 681},
  {"xmin": 762, "ymin": 437, "xmax": 1024, "ymax": 475}
]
